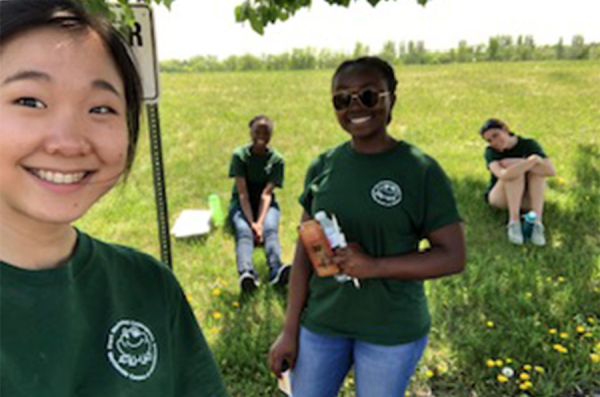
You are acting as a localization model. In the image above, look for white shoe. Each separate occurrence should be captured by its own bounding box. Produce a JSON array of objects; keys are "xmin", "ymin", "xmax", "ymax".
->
[
  {"xmin": 530, "ymin": 222, "xmax": 546, "ymax": 246},
  {"xmin": 507, "ymin": 221, "xmax": 524, "ymax": 245}
]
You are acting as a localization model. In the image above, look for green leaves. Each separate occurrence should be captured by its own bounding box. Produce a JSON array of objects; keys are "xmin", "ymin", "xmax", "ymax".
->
[{"xmin": 235, "ymin": 0, "xmax": 430, "ymax": 34}]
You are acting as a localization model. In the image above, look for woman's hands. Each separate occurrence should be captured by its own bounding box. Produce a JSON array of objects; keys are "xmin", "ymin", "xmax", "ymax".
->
[
  {"xmin": 251, "ymin": 222, "xmax": 263, "ymax": 244},
  {"xmin": 269, "ymin": 331, "xmax": 298, "ymax": 378},
  {"xmin": 331, "ymin": 243, "xmax": 377, "ymax": 279}
]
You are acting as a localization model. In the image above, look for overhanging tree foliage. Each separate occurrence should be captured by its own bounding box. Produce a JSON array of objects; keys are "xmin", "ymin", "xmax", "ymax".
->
[{"xmin": 82, "ymin": 0, "xmax": 429, "ymax": 34}]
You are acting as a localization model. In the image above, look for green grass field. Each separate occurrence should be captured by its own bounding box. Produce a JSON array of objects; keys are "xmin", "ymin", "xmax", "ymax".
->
[{"xmin": 77, "ymin": 61, "xmax": 600, "ymax": 396}]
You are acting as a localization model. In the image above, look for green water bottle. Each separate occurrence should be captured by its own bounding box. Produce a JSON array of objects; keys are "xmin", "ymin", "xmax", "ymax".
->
[{"xmin": 209, "ymin": 194, "xmax": 225, "ymax": 227}]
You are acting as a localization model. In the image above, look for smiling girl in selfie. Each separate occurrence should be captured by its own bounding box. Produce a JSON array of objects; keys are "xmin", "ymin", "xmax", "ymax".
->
[
  {"xmin": 269, "ymin": 56, "xmax": 466, "ymax": 396},
  {"xmin": 0, "ymin": 0, "xmax": 226, "ymax": 395}
]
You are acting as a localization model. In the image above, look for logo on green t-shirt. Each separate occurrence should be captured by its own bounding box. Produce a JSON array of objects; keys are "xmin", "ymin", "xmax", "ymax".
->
[
  {"xmin": 371, "ymin": 180, "xmax": 402, "ymax": 207},
  {"xmin": 107, "ymin": 320, "xmax": 158, "ymax": 381}
]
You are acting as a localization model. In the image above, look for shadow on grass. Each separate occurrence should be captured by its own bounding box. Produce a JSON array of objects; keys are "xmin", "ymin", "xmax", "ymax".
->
[
  {"xmin": 427, "ymin": 143, "xmax": 600, "ymax": 396},
  {"xmin": 209, "ymin": 258, "xmax": 288, "ymax": 397}
]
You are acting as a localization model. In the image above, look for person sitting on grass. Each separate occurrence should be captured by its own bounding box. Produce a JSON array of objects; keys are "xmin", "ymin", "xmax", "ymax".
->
[
  {"xmin": 228, "ymin": 115, "xmax": 290, "ymax": 292},
  {"xmin": 0, "ymin": 0, "xmax": 227, "ymax": 396},
  {"xmin": 480, "ymin": 118, "xmax": 556, "ymax": 245}
]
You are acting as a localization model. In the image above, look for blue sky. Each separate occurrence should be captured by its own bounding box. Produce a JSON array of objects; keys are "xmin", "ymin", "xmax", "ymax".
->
[{"xmin": 153, "ymin": 0, "xmax": 600, "ymax": 60}]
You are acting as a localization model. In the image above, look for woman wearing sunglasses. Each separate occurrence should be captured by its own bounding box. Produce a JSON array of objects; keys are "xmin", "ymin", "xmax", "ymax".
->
[
  {"xmin": 269, "ymin": 56, "xmax": 466, "ymax": 396},
  {"xmin": 480, "ymin": 118, "xmax": 555, "ymax": 245}
]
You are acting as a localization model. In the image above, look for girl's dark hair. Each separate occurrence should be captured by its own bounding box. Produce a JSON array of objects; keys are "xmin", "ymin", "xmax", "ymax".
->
[
  {"xmin": 480, "ymin": 118, "xmax": 514, "ymax": 136},
  {"xmin": 332, "ymin": 56, "xmax": 398, "ymax": 124},
  {"xmin": 248, "ymin": 114, "xmax": 273, "ymax": 131},
  {"xmin": 0, "ymin": 0, "xmax": 142, "ymax": 176}
]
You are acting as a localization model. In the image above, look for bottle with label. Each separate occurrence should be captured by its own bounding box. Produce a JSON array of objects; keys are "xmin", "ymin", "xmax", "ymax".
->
[
  {"xmin": 209, "ymin": 194, "xmax": 225, "ymax": 227},
  {"xmin": 522, "ymin": 211, "xmax": 537, "ymax": 240}
]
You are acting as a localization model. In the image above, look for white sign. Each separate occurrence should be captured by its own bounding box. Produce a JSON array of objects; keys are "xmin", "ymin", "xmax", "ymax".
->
[{"xmin": 128, "ymin": 4, "xmax": 160, "ymax": 102}]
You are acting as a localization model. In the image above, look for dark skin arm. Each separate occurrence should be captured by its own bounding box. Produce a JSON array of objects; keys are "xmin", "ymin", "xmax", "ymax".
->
[
  {"xmin": 269, "ymin": 211, "xmax": 312, "ymax": 378},
  {"xmin": 253, "ymin": 182, "xmax": 276, "ymax": 243},
  {"xmin": 332, "ymin": 222, "xmax": 466, "ymax": 280}
]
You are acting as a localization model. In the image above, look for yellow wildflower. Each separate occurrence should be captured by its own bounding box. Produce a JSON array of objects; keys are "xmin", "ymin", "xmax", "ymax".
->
[
  {"xmin": 576, "ymin": 325, "xmax": 586, "ymax": 333},
  {"xmin": 553, "ymin": 344, "xmax": 568, "ymax": 353},
  {"xmin": 520, "ymin": 373, "xmax": 530, "ymax": 381},
  {"xmin": 212, "ymin": 288, "xmax": 221, "ymax": 296},
  {"xmin": 519, "ymin": 381, "xmax": 533, "ymax": 390},
  {"xmin": 437, "ymin": 363, "xmax": 448, "ymax": 374},
  {"xmin": 425, "ymin": 369, "xmax": 434, "ymax": 378},
  {"xmin": 505, "ymin": 358, "xmax": 513, "ymax": 364},
  {"xmin": 525, "ymin": 291, "xmax": 532, "ymax": 298},
  {"xmin": 549, "ymin": 328, "xmax": 557, "ymax": 334},
  {"xmin": 591, "ymin": 354, "xmax": 600, "ymax": 363},
  {"xmin": 559, "ymin": 332, "xmax": 568, "ymax": 339},
  {"xmin": 497, "ymin": 374, "xmax": 508, "ymax": 383},
  {"xmin": 584, "ymin": 332, "xmax": 593, "ymax": 338},
  {"xmin": 557, "ymin": 276, "xmax": 565, "ymax": 282},
  {"xmin": 486, "ymin": 321, "xmax": 495, "ymax": 328},
  {"xmin": 405, "ymin": 392, "xmax": 410, "ymax": 397},
  {"xmin": 534, "ymin": 366, "xmax": 545, "ymax": 373},
  {"xmin": 588, "ymin": 317, "xmax": 596, "ymax": 324},
  {"xmin": 212, "ymin": 311, "xmax": 223, "ymax": 319},
  {"xmin": 232, "ymin": 301, "xmax": 240, "ymax": 308},
  {"xmin": 209, "ymin": 326, "xmax": 219, "ymax": 334},
  {"xmin": 486, "ymin": 359, "xmax": 496, "ymax": 367},
  {"xmin": 495, "ymin": 359, "xmax": 503, "ymax": 367},
  {"xmin": 523, "ymin": 364, "xmax": 532, "ymax": 371}
]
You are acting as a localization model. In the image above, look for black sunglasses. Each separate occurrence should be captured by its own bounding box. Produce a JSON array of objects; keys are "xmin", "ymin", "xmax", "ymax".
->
[{"xmin": 332, "ymin": 89, "xmax": 390, "ymax": 111}]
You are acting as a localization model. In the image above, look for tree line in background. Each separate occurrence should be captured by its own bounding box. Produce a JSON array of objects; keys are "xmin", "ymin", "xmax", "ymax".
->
[{"xmin": 160, "ymin": 35, "xmax": 599, "ymax": 73}]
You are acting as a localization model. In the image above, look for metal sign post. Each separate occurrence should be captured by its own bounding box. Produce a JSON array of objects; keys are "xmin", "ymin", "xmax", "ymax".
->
[{"xmin": 126, "ymin": 5, "xmax": 172, "ymax": 268}]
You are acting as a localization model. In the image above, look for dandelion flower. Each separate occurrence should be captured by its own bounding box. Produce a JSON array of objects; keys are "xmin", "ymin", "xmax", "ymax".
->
[
  {"xmin": 212, "ymin": 311, "xmax": 223, "ymax": 319},
  {"xmin": 523, "ymin": 364, "xmax": 532, "ymax": 371},
  {"xmin": 584, "ymin": 332, "xmax": 593, "ymax": 338},
  {"xmin": 525, "ymin": 291, "xmax": 532, "ymax": 298},
  {"xmin": 212, "ymin": 288, "xmax": 221, "ymax": 296},
  {"xmin": 209, "ymin": 326, "xmax": 219, "ymax": 334},
  {"xmin": 520, "ymin": 373, "xmax": 530, "ymax": 381},
  {"xmin": 501, "ymin": 367, "xmax": 514, "ymax": 378},
  {"xmin": 436, "ymin": 363, "xmax": 448, "ymax": 374},
  {"xmin": 497, "ymin": 374, "xmax": 508, "ymax": 383},
  {"xmin": 559, "ymin": 332, "xmax": 568, "ymax": 339},
  {"xmin": 425, "ymin": 369, "xmax": 434, "ymax": 378},
  {"xmin": 557, "ymin": 276, "xmax": 565, "ymax": 282},
  {"xmin": 486, "ymin": 359, "xmax": 496, "ymax": 367},
  {"xmin": 486, "ymin": 321, "xmax": 495, "ymax": 328},
  {"xmin": 534, "ymin": 366, "xmax": 545, "ymax": 373},
  {"xmin": 495, "ymin": 359, "xmax": 504, "ymax": 367},
  {"xmin": 553, "ymin": 344, "xmax": 568, "ymax": 353},
  {"xmin": 232, "ymin": 301, "xmax": 240, "ymax": 308},
  {"xmin": 405, "ymin": 392, "xmax": 410, "ymax": 397},
  {"xmin": 549, "ymin": 328, "xmax": 557, "ymax": 334},
  {"xmin": 591, "ymin": 354, "xmax": 600, "ymax": 363},
  {"xmin": 519, "ymin": 381, "xmax": 533, "ymax": 390},
  {"xmin": 588, "ymin": 317, "xmax": 596, "ymax": 324},
  {"xmin": 576, "ymin": 325, "xmax": 586, "ymax": 333}
]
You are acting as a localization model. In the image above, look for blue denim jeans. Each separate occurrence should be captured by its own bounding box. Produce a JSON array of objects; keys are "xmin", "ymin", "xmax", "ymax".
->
[
  {"xmin": 230, "ymin": 206, "xmax": 282, "ymax": 275},
  {"xmin": 291, "ymin": 327, "xmax": 428, "ymax": 397}
]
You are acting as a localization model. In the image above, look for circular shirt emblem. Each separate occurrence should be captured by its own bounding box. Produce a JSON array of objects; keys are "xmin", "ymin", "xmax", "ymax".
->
[
  {"xmin": 107, "ymin": 320, "xmax": 157, "ymax": 381},
  {"xmin": 371, "ymin": 180, "xmax": 402, "ymax": 207}
]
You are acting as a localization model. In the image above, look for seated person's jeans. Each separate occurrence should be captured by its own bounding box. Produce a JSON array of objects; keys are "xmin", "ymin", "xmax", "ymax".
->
[{"xmin": 230, "ymin": 206, "xmax": 283, "ymax": 276}]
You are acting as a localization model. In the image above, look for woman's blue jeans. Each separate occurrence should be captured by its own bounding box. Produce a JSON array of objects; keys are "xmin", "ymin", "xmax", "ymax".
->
[
  {"xmin": 291, "ymin": 327, "xmax": 427, "ymax": 397},
  {"xmin": 230, "ymin": 206, "xmax": 282, "ymax": 276}
]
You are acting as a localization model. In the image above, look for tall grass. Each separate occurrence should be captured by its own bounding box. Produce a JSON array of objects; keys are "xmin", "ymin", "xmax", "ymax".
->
[{"xmin": 77, "ymin": 61, "xmax": 600, "ymax": 396}]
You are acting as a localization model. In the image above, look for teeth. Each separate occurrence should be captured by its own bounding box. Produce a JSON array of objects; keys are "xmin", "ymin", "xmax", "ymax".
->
[
  {"xmin": 34, "ymin": 170, "xmax": 86, "ymax": 184},
  {"xmin": 350, "ymin": 116, "xmax": 371, "ymax": 124}
]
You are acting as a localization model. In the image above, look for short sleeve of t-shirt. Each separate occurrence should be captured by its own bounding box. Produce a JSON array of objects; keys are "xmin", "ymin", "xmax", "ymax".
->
[
  {"xmin": 167, "ymin": 276, "xmax": 228, "ymax": 397},
  {"xmin": 269, "ymin": 155, "xmax": 285, "ymax": 188},
  {"xmin": 228, "ymin": 150, "xmax": 245, "ymax": 178},
  {"xmin": 422, "ymin": 157, "xmax": 462, "ymax": 235}
]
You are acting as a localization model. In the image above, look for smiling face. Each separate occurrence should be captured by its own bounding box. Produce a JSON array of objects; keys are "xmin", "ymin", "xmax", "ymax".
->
[
  {"xmin": 332, "ymin": 64, "xmax": 395, "ymax": 141},
  {"xmin": 250, "ymin": 119, "xmax": 272, "ymax": 152},
  {"xmin": 482, "ymin": 127, "xmax": 512, "ymax": 152},
  {"xmin": 0, "ymin": 26, "xmax": 129, "ymax": 229}
]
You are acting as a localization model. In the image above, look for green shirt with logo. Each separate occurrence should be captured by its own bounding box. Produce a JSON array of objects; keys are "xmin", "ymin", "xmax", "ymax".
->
[
  {"xmin": 0, "ymin": 231, "xmax": 227, "ymax": 397},
  {"xmin": 484, "ymin": 135, "xmax": 547, "ymax": 193},
  {"xmin": 228, "ymin": 144, "xmax": 284, "ymax": 217},
  {"xmin": 299, "ymin": 141, "xmax": 461, "ymax": 345}
]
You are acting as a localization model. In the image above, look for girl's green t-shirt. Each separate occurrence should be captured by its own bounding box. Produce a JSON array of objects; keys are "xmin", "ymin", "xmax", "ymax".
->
[{"xmin": 300, "ymin": 141, "xmax": 461, "ymax": 345}]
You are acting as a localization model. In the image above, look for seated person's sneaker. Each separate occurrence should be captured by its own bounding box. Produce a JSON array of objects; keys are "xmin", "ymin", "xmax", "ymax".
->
[
  {"xmin": 239, "ymin": 271, "xmax": 259, "ymax": 292},
  {"xmin": 531, "ymin": 222, "xmax": 546, "ymax": 246},
  {"xmin": 269, "ymin": 264, "xmax": 291, "ymax": 286},
  {"xmin": 507, "ymin": 220, "xmax": 524, "ymax": 245}
]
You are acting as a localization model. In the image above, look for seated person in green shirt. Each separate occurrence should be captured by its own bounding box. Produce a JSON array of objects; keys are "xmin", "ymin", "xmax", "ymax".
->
[
  {"xmin": 0, "ymin": 1, "xmax": 227, "ymax": 396},
  {"xmin": 228, "ymin": 115, "xmax": 290, "ymax": 292},
  {"xmin": 480, "ymin": 118, "xmax": 556, "ymax": 246},
  {"xmin": 268, "ymin": 57, "xmax": 466, "ymax": 397}
]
